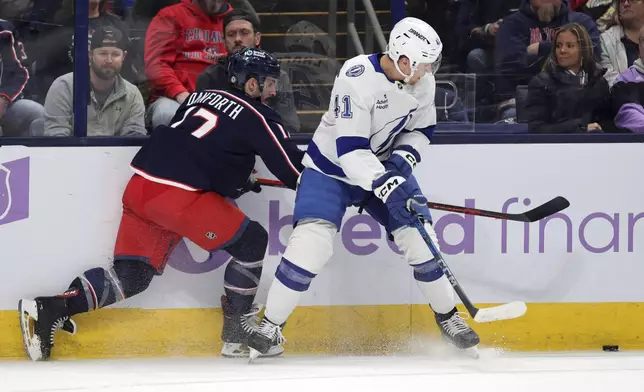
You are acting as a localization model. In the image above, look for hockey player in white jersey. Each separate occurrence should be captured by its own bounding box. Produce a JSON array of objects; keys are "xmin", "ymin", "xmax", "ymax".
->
[{"xmin": 247, "ymin": 17, "xmax": 480, "ymax": 359}]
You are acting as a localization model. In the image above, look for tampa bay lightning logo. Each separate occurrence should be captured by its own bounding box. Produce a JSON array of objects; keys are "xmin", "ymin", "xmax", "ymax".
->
[{"xmin": 346, "ymin": 64, "xmax": 365, "ymax": 77}]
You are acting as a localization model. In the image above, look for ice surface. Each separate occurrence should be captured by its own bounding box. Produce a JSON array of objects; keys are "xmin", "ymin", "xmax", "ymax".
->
[{"xmin": 2, "ymin": 351, "xmax": 644, "ymax": 392}]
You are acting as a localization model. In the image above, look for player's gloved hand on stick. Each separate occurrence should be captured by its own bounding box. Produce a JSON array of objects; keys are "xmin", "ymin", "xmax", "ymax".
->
[
  {"xmin": 382, "ymin": 145, "xmax": 421, "ymax": 178},
  {"xmin": 232, "ymin": 177, "xmax": 262, "ymax": 199},
  {"xmin": 406, "ymin": 196, "xmax": 432, "ymax": 223},
  {"xmin": 372, "ymin": 170, "xmax": 428, "ymax": 225}
]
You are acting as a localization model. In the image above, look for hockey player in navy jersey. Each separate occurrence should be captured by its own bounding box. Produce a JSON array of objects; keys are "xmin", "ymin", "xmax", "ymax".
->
[
  {"xmin": 247, "ymin": 18, "xmax": 480, "ymax": 360},
  {"xmin": 18, "ymin": 47, "xmax": 303, "ymax": 361}
]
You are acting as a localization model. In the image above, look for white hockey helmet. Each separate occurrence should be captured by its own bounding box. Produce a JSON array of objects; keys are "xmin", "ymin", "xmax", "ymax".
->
[{"xmin": 386, "ymin": 17, "xmax": 443, "ymax": 83}]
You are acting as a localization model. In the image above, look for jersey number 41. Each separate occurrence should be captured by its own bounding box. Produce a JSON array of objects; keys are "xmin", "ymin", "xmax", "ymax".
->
[{"xmin": 333, "ymin": 94, "xmax": 353, "ymax": 119}]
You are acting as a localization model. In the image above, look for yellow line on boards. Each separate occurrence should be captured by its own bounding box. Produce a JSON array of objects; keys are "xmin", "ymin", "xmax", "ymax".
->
[{"xmin": 2, "ymin": 303, "xmax": 642, "ymax": 360}]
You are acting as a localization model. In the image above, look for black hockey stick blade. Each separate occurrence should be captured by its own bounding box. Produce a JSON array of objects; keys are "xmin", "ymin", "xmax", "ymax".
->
[
  {"xmin": 427, "ymin": 196, "xmax": 570, "ymax": 223},
  {"xmin": 521, "ymin": 196, "xmax": 570, "ymax": 222}
]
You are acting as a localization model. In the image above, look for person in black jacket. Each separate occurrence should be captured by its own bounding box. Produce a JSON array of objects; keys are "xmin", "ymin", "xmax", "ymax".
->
[
  {"xmin": 196, "ymin": 9, "xmax": 301, "ymax": 132},
  {"xmin": 455, "ymin": 0, "xmax": 521, "ymax": 91},
  {"xmin": 523, "ymin": 22, "xmax": 614, "ymax": 132}
]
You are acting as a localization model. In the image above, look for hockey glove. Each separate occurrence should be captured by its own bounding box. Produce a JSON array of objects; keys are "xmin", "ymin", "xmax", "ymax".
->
[
  {"xmin": 383, "ymin": 145, "xmax": 421, "ymax": 178},
  {"xmin": 373, "ymin": 171, "xmax": 428, "ymax": 225},
  {"xmin": 406, "ymin": 197, "xmax": 432, "ymax": 223},
  {"xmin": 232, "ymin": 177, "xmax": 262, "ymax": 199}
]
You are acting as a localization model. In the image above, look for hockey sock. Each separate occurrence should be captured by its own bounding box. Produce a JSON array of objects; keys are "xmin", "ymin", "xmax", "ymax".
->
[
  {"xmin": 65, "ymin": 260, "xmax": 155, "ymax": 316},
  {"xmin": 223, "ymin": 258, "xmax": 262, "ymax": 314},
  {"xmin": 264, "ymin": 257, "xmax": 316, "ymax": 325},
  {"xmin": 412, "ymin": 260, "xmax": 456, "ymax": 314}
]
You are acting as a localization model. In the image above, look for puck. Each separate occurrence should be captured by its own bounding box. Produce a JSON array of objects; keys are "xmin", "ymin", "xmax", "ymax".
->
[{"xmin": 602, "ymin": 345, "xmax": 619, "ymax": 352}]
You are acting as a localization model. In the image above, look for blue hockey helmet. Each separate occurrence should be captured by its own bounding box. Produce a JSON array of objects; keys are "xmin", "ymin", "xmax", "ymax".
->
[{"xmin": 228, "ymin": 47, "xmax": 281, "ymax": 92}]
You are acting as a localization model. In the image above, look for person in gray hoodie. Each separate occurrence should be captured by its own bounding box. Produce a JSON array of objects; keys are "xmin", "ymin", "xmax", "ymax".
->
[
  {"xmin": 42, "ymin": 26, "xmax": 146, "ymax": 137},
  {"xmin": 610, "ymin": 25, "xmax": 644, "ymax": 131}
]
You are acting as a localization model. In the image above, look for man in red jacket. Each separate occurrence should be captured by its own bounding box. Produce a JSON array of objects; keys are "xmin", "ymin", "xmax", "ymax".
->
[{"xmin": 145, "ymin": 0, "xmax": 232, "ymax": 129}]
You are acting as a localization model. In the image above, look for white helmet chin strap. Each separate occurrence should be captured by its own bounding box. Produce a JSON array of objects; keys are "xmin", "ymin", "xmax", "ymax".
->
[{"xmin": 393, "ymin": 59, "xmax": 417, "ymax": 83}]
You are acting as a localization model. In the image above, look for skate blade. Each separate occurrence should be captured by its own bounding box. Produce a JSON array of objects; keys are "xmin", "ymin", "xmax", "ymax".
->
[
  {"xmin": 444, "ymin": 341, "xmax": 480, "ymax": 359},
  {"xmin": 223, "ymin": 343, "xmax": 284, "ymax": 359},
  {"xmin": 221, "ymin": 343, "xmax": 249, "ymax": 358},
  {"xmin": 248, "ymin": 348, "xmax": 261, "ymax": 363},
  {"xmin": 462, "ymin": 345, "xmax": 480, "ymax": 359},
  {"xmin": 261, "ymin": 344, "xmax": 285, "ymax": 358},
  {"xmin": 441, "ymin": 335, "xmax": 480, "ymax": 360},
  {"xmin": 18, "ymin": 299, "xmax": 43, "ymax": 361}
]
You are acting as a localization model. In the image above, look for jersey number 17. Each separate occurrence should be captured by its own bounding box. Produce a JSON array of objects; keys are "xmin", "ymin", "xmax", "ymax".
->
[{"xmin": 171, "ymin": 107, "xmax": 220, "ymax": 139}]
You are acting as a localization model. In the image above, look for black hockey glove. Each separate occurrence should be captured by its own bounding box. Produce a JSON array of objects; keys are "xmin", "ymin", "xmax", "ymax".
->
[{"xmin": 232, "ymin": 177, "xmax": 262, "ymax": 199}]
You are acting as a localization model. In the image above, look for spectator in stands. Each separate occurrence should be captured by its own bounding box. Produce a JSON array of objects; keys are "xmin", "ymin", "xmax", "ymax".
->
[
  {"xmin": 456, "ymin": 0, "xmax": 521, "ymax": 84},
  {"xmin": 195, "ymin": 10, "xmax": 300, "ymax": 132},
  {"xmin": 455, "ymin": 0, "xmax": 522, "ymax": 115},
  {"xmin": 571, "ymin": 0, "xmax": 616, "ymax": 32},
  {"xmin": 145, "ymin": 0, "xmax": 232, "ymax": 129},
  {"xmin": 27, "ymin": 0, "xmax": 130, "ymax": 102},
  {"xmin": 495, "ymin": 0, "xmax": 600, "ymax": 120},
  {"xmin": 42, "ymin": 26, "xmax": 146, "ymax": 137},
  {"xmin": 0, "ymin": 19, "xmax": 44, "ymax": 137},
  {"xmin": 523, "ymin": 23, "xmax": 613, "ymax": 132},
  {"xmin": 274, "ymin": 20, "xmax": 342, "ymax": 132},
  {"xmin": 600, "ymin": 0, "xmax": 644, "ymax": 86},
  {"xmin": 610, "ymin": 25, "xmax": 644, "ymax": 131}
]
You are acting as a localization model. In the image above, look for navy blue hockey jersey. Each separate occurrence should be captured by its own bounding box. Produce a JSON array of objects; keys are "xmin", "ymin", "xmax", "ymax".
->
[{"xmin": 131, "ymin": 88, "xmax": 304, "ymax": 197}]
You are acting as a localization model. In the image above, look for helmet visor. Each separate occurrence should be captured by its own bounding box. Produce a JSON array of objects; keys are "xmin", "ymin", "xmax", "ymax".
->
[{"xmin": 418, "ymin": 53, "xmax": 442, "ymax": 75}]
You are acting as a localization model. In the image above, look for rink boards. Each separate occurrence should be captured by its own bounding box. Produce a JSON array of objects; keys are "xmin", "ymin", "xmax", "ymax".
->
[{"xmin": 0, "ymin": 144, "xmax": 643, "ymax": 359}]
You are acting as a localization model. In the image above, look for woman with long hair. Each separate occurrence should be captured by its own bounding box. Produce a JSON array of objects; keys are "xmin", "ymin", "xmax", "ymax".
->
[{"xmin": 524, "ymin": 22, "xmax": 614, "ymax": 132}]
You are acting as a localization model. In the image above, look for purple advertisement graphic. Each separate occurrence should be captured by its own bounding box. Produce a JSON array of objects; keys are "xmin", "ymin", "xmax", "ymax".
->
[
  {"xmin": 0, "ymin": 157, "xmax": 29, "ymax": 226},
  {"xmin": 166, "ymin": 196, "xmax": 643, "ymax": 274},
  {"xmin": 166, "ymin": 240, "xmax": 232, "ymax": 274}
]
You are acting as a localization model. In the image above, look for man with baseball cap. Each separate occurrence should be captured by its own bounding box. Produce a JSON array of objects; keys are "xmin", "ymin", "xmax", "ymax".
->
[
  {"xmin": 43, "ymin": 26, "xmax": 146, "ymax": 137},
  {"xmin": 195, "ymin": 9, "xmax": 300, "ymax": 132}
]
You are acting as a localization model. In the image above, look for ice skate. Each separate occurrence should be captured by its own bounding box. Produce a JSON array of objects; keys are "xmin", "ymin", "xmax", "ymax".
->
[
  {"xmin": 247, "ymin": 317, "xmax": 285, "ymax": 362},
  {"xmin": 220, "ymin": 296, "xmax": 283, "ymax": 358},
  {"xmin": 435, "ymin": 308, "xmax": 480, "ymax": 359},
  {"xmin": 18, "ymin": 297, "xmax": 75, "ymax": 361}
]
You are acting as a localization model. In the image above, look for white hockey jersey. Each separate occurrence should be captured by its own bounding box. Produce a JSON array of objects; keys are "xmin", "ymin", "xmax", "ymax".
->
[{"xmin": 302, "ymin": 53, "xmax": 437, "ymax": 191}]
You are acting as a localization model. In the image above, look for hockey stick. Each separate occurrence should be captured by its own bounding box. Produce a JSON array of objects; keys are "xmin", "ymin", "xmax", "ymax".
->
[
  {"xmin": 427, "ymin": 197, "xmax": 570, "ymax": 223},
  {"xmin": 410, "ymin": 208, "xmax": 527, "ymax": 323},
  {"xmin": 255, "ymin": 178, "xmax": 570, "ymax": 223}
]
